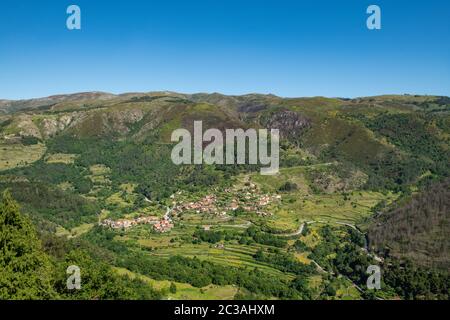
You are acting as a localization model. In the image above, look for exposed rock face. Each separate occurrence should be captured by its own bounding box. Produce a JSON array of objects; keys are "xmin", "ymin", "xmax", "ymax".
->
[
  {"xmin": 238, "ymin": 102, "xmax": 270, "ymax": 113},
  {"xmin": 113, "ymin": 109, "xmax": 144, "ymax": 126},
  {"xmin": 40, "ymin": 112, "xmax": 87, "ymax": 138},
  {"xmin": 68, "ymin": 108, "xmax": 145, "ymax": 137},
  {"xmin": 41, "ymin": 118, "xmax": 60, "ymax": 137},
  {"xmin": 265, "ymin": 110, "xmax": 311, "ymax": 138},
  {"xmin": 308, "ymin": 167, "xmax": 368, "ymax": 193},
  {"xmin": 33, "ymin": 108, "xmax": 145, "ymax": 138},
  {"xmin": 134, "ymin": 108, "xmax": 166, "ymax": 139},
  {"xmin": 106, "ymin": 109, "xmax": 144, "ymax": 134},
  {"xmin": 16, "ymin": 116, "xmax": 42, "ymax": 139}
]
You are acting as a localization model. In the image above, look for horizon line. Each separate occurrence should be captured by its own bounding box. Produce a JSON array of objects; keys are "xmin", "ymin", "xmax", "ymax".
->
[{"xmin": 1, "ymin": 90, "xmax": 448, "ymax": 102}]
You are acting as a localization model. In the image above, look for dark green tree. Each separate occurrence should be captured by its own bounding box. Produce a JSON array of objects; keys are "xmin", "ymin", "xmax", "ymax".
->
[
  {"xmin": 169, "ymin": 282, "xmax": 177, "ymax": 294},
  {"xmin": 0, "ymin": 191, "xmax": 57, "ymax": 299}
]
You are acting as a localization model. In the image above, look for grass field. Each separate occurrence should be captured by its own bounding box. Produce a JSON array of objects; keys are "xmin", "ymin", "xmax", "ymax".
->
[
  {"xmin": 294, "ymin": 252, "xmax": 312, "ymax": 264},
  {"xmin": 106, "ymin": 192, "xmax": 133, "ymax": 208},
  {"xmin": 87, "ymin": 164, "xmax": 112, "ymax": 185},
  {"xmin": 45, "ymin": 153, "xmax": 77, "ymax": 164},
  {"xmin": 114, "ymin": 267, "xmax": 238, "ymax": 300},
  {"xmin": 0, "ymin": 143, "xmax": 46, "ymax": 170},
  {"xmin": 300, "ymin": 225, "xmax": 322, "ymax": 248},
  {"xmin": 334, "ymin": 277, "xmax": 362, "ymax": 300},
  {"xmin": 55, "ymin": 223, "xmax": 95, "ymax": 238},
  {"xmin": 249, "ymin": 166, "xmax": 311, "ymax": 194},
  {"xmin": 248, "ymin": 164, "xmax": 392, "ymax": 229},
  {"xmin": 262, "ymin": 190, "xmax": 396, "ymax": 231}
]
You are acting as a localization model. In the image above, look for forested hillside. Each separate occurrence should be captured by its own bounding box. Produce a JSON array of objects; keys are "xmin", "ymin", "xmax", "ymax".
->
[
  {"xmin": 369, "ymin": 178, "xmax": 450, "ymax": 270},
  {"xmin": 0, "ymin": 92, "xmax": 449, "ymax": 300},
  {"xmin": 0, "ymin": 191, "xmax": 161, "ymax": 300}
]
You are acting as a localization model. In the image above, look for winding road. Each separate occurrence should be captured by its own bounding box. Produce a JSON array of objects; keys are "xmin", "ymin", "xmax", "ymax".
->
[{"xmin": 278, "ymin": 223, "xmax": 305, "ymax": 237}]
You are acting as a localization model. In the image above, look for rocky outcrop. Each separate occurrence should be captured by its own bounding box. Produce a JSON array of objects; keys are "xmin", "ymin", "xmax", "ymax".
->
[
  {"xmin": 104, "ymin": 109, "xmax": 144, "ymax": 134},
  {"xmin": 307, "ymin": 167, "xmax": 368, "ymax": 193},
  {"xmin": 67, "ymin": 108, "xmax": 145, "ymax": 137},
  {"xmin": 264, "ymin": 110, "xmax": 311, "ymax": 138},
  {"xmin": 16, "ymin": 115, "xmax": 42, "ymax": 139},
  {"xmin": 40, "ymin": 112, "xmax": 88, "ymax": 138}
]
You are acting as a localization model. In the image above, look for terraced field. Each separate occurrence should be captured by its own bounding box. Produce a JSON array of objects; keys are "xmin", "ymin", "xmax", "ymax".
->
[
  {"xmin": 147, "ymin": 243, "xmax": 293, "ymax": 279},
  {"xmin": 45, "ymin": 153, "xmax": 77, "ymax": 164},
  {"xmin": 248, "ymin": 165, "xmax": 398, "ymax": 231},
  {"xmin": 270, "ymin": 191, "xmax": 396, "ymax": 226},
  {"xmin": 114, "ymin": 267, "xmax": 238, "ymax": 300},
  {"xmin": 0, "ymin": 143, "xmax": 46, "ymax": 170}
]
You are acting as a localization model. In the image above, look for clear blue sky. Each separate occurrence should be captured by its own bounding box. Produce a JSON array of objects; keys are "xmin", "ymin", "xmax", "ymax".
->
[{"xmin": 0, "ymin": 0, "xmax": 449, "ymax": 100}]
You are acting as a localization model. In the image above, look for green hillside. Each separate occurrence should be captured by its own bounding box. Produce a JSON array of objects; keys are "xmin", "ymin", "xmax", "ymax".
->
[{"xmin": 0, "ymin": 92, "xmax": 449, "ymax": 300}]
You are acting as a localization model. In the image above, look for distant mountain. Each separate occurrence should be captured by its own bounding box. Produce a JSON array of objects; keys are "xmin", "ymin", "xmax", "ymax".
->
[{"xmin": 0, "ymin": 92, "xmax": 116, "ymax": 114}]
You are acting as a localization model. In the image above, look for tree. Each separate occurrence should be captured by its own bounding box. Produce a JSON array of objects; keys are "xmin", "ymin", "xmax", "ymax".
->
[
  {"xmin": 324, "ymin": 284, "xmax": 337, "ymax": 297},
  {"xmin": 53, "ymin": 249, "xmax": 161, "ymax": 300},
  {"xmin": 254, "ymin": 249, "xmax": 265, "ymax": 260},
  {"xmin": 278, "ymin": 181, "xmax": 298, "ymax": 192},
  {"xmin": 0, "ymin": 191, "xmax": 57, "ymax": 299},
  {"xmin": 169, "ymin": 282, "xmax": 177, "ymax": 294}
]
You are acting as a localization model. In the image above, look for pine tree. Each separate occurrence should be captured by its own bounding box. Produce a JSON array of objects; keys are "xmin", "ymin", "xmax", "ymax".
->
[{"xmin": 0, "ymin": 190, "xmax": 57, "ymax": 299}]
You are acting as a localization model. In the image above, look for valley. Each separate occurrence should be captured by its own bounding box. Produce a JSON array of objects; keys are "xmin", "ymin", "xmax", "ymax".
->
[{"xmin": 0, "ymin": 92, "xmax": 449, "ymax": 300}]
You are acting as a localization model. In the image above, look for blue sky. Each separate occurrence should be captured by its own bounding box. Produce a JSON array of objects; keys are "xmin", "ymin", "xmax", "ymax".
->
[{"xmin": 0, "ymin": 0, "xmax": 449, "ymax": 99}]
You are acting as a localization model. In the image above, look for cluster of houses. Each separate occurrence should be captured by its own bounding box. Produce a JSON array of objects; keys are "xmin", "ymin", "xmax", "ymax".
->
[
  {"xmin": 99, "ymin": 215, "xmax": 160, "ymax": 229},
  {"xmin": 99, "ymin": 214, "xmax": 174, "ymax": 233},
  {"xmin": 153, "ymin": 217, "xmax": 174, "ymax": 233},
  {"xmin": 173, "ymin": 194, "xmax": 218, "ymax": 215},
  {"xmin": 226, "ymin": 189, "xmax": 281, "ymax": 217},
  {"xmin": 170, "ymin": 186, "xmax": 281, "ymax": 218},
  {"xmin": 98, "ymin": 182, "xmax": 281, "ymax": 233}
]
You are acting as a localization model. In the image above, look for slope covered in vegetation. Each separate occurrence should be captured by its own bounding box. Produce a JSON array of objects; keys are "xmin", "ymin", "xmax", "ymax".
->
[{"xmin": 0, "ymin": 92, "xmax": 449, "ymax": 300}]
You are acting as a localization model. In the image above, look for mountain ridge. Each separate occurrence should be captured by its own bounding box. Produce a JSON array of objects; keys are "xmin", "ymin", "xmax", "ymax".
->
[{"xmin": 2, "ymin": 91, "xmax": 448, "ymax": 114}]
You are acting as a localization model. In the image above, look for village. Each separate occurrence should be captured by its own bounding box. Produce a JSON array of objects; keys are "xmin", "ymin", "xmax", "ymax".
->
[
  {"xmin": 99, "ymin": 183, "xmax": 281, "ymax": 233},
  {"xmin": 172, "ymin": 183, "xmax": 281, "ymax": 218},
  {"xmin": 99, "ymin": 214, "xmax": 174, "ymax": 233}
]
